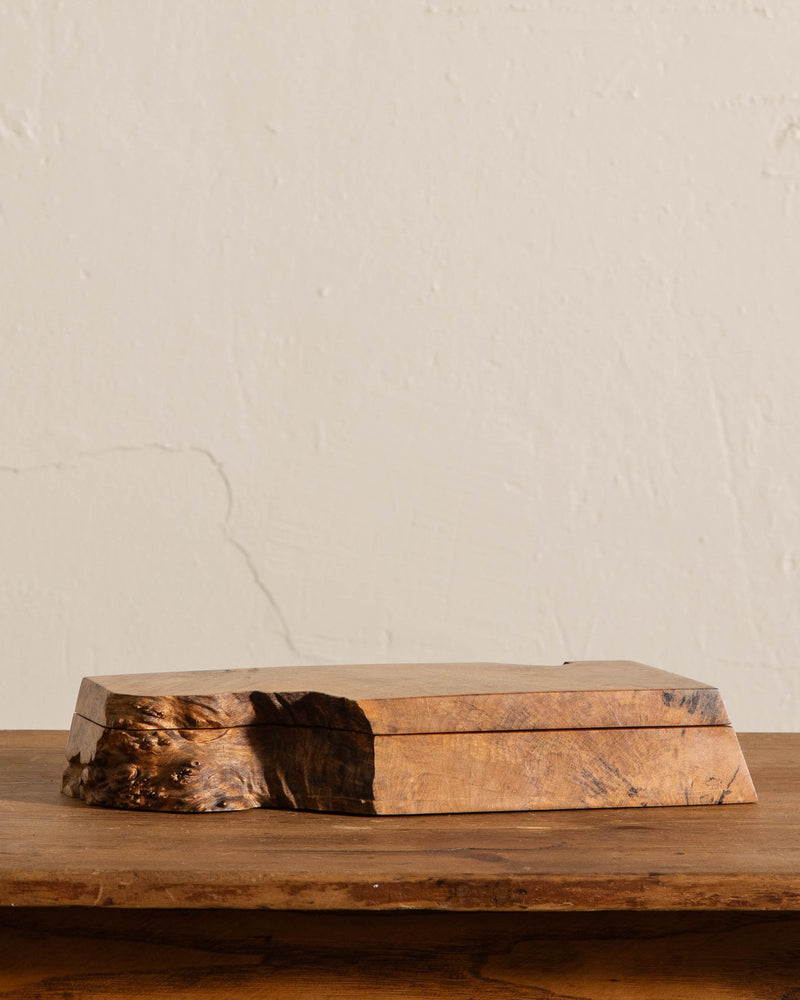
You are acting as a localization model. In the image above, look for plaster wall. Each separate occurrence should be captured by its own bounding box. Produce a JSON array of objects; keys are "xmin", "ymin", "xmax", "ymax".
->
[{"xmin": 2, "ymin": 1, "xmax": 800, "ymax": 730}]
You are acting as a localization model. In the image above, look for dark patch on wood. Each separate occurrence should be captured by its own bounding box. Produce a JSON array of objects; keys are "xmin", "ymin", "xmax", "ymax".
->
[
  {"xmin": 717, "ymin": 766, "xmax": 741, "ymax": 805},
  {"xmin": 578, "ymin": 768, "xmax": 609, "ymax": 797},
  {"xmin": 680, "ymin": 690, "xmax": 701, "ymax": 714}
]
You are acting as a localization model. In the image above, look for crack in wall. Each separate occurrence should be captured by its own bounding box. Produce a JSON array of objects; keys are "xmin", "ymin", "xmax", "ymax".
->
[
  {"xmin": 190, "ymin": 445, "xmax": 303, "ymax": 659},
  {"xmin": 0, "ymin": 443, "xmax": 302, "ymax": 658}
]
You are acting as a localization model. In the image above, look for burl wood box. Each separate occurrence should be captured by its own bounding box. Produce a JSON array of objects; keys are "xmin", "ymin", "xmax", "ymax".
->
[{"xmin": 62, "ymin": 660, "xmax": 756, "ymax": 815}]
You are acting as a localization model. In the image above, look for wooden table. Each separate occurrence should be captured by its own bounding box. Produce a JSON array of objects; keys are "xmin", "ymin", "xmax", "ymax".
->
[{"xmin": 1, "ymin": 731, "xmax": 799, "ymax": 997}]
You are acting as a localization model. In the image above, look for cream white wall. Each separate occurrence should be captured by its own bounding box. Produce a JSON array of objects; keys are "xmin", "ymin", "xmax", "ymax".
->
[{"xmin": 2, "ymin": 1, "xmax": 799, "ymax": 731}]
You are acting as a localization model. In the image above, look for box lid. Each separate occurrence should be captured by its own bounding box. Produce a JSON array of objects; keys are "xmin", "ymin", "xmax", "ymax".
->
[{"xmin": 73, "ymin": 660, "xmax": 729, "ymax": 735}]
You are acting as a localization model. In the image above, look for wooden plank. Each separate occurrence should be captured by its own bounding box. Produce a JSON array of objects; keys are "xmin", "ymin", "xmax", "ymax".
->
[
  {"xmin": 2, "ymin": 907, "xmax": 800, "ymax": 997},
  {"xmin": 75, "ymin": 660, "xmax": 729, "ymax": 733},
  {"xmin": 0, "ymin": 732, "xmax": 792, "ymax": 910}
]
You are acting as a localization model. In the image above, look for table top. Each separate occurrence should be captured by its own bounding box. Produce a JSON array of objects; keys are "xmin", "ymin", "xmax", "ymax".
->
[{"xmin": 2, "ymin": 731, "xmax": 798, "ymax": 911}]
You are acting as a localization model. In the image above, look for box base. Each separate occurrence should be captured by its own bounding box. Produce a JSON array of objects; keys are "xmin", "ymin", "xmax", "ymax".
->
[{"xmin": 63, "ymin": 714, "xmax": 756, "ymax": 815}]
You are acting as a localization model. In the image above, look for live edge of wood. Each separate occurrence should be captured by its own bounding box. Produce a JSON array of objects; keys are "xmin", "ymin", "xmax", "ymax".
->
[{"xmin": 0, "ymin": 731, "xmax": 795, "ymax": 911}]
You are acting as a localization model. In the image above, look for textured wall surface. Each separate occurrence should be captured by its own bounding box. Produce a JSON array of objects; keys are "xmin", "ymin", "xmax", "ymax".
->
[{"xmin": 2, "ymin": 1, "xmax": 799, "ymax": 731}]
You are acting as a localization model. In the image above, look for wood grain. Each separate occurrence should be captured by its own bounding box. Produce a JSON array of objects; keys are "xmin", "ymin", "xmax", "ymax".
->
[
  {"xmin": 0, "ymin": 731, "xmax": 791, "ymax": 910},
  {"xmin": 62, "ymin": 715, "xmax": 754, "ymax": 814},
  {"xmin": 371, "ymin": 723, "xmax": 754, "ymax": 813},
  {"xmin": 63, "ymin": 661, "xmax": 750, "ymax": 814},
  {"xmin": 2, "ymin": 908, "xmax": 800, "ymax": 998},
  {"xmin": 63, "ymin": 715, "xmax": 376, "ymax": 813},
  {"xmin": 74, "ymin": 660, "xmax": 729, "ymax": 733}
]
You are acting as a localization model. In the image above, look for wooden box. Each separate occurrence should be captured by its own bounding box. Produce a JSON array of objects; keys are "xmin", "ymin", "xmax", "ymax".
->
[{"xmin": 62, "ymin": 660, "xmax": 756, "ymax": 815}]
